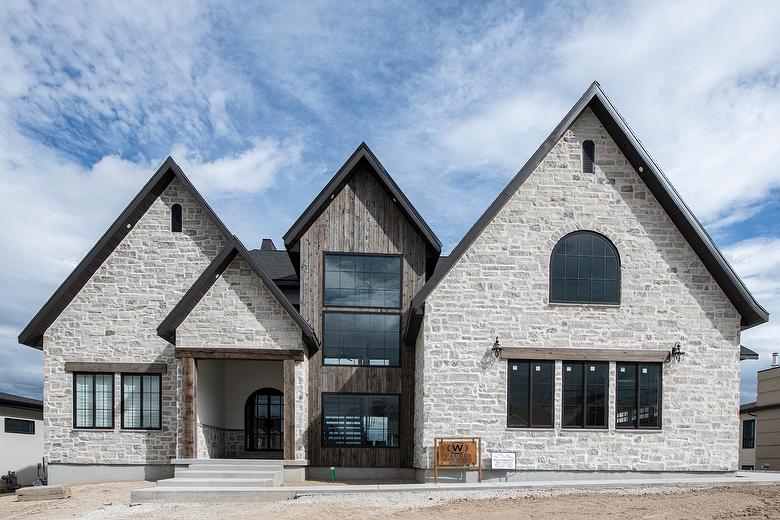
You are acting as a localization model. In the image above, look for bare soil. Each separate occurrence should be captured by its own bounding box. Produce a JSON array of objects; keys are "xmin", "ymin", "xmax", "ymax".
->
[{"xmin": 0, "ymin": 482, "xmax": 778, "ymax": 520}]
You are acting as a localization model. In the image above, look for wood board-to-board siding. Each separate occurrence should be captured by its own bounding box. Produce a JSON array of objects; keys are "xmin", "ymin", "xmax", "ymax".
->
[{"xmin": 300, "ymin": 160, "xmax": 427, "ymax": 468}]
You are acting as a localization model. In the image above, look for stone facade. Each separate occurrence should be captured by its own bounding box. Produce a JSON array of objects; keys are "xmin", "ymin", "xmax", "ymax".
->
[
  {"xmin": 43, "ymin": 177, "xmax": 228, "ymax": 464},
  {"xmin": 415, "ymin": 108, "xmax": 742, "ymax": 472}
]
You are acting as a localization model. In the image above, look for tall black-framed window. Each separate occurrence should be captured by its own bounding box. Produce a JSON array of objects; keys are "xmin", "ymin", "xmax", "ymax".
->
[
  {"xmin": 245, "ymin": 387, "xmax": 283, "ymax": 451},
  {"xmin": 322, "ymin": 393, "xmax": 399, "ymax": 447},
  {"xmin": 742, "ymin": 419, "xmax": 755, "ymax": 449},
  {"xmin": 507, "ymin": 360, "xmax": 554, "ymax": 428},
  {"xmin": 324, "ymin": 253, "xmax": 401, "ymax": 309},
  {"xmin": 323, "ymin": 312, "xmax": 401, "ymax": 367},
  {"xmin": 4, "ymin": 418, "xmax": 35, "ymax": 434},
  {"xmin": 562, "ymin": 362, "xmax": 608, "ymax": 428},
  {"xmin": 582, "ymin": 140, "xmax": 595, "ymax": 173},
  {"xmin": 171, "ymin": 203, "xmax": 182, "ymax": 232},
  {"xmin": 616, "ymin": 363, "xmax": 662, "ymax": 429},
  {"xmin": 73, "ymin": 373, "xmax": 114, "ymax": 429},
  {"xmin": 121, "ymin": 374, "xmax": 162, "ymax": 430},
  {"xmin": 550, "ymin": 231, "xmax": 620, "ymax": 305}
]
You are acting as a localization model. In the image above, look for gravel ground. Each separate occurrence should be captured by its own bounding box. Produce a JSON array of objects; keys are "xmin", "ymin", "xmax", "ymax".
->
[{"xmin": 1, "ymin": 482, "xmax": 778, "ymax": 519}]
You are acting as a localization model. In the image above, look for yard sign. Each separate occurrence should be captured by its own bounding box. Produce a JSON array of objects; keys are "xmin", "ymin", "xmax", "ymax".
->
[{"xmin": 433, "ymin": 437, "xmax": 482, "ymax": 482}]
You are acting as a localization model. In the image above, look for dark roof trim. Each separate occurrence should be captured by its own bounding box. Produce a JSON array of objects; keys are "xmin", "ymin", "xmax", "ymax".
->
[
  {"xmin": 18, "ymin": 157, "xmax": 233, "ymax": 349},
  {"xmin": 157, "ymin": 236, "xmax": 319, "ymax": 353},
  {"xmin": 282, "ymin": 142, "xmax": 442, "ymax": 256},
  {"xmin": 0, "ymin": 392, "xmax": 43, "ymax": 411},
  {"xmin": 741, "ymin": 402, "xmax": 780, "ymax": 415},
  {"xmin": 408, "ymin": 82, "xmax": 768, "ymax": 335},
  {"xmin": 741, "ymin": 345, "xmax": 759, "ymax": 361}
]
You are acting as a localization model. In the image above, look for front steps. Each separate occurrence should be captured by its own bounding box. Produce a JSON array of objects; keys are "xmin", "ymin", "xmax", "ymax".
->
[{"xmin": 131, "ymin": 459, "xmax": 294, "ymax": 503}]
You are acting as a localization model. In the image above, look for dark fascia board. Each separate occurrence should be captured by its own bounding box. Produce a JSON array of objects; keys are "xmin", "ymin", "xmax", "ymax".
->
[
  {"xmin": 408, "ymin": 82, "xmax": 768, "ymax": 338},
  {"xmin": 18, "ymin": 157, "xmax": 233, "ymax": 349},
  {"xmin": 741, "ymin": 402, "xmax": 780, "ymax": 415},
  {"xmin": 282, "ymin": 142, "xmax": 442, "ymax": 257},
  {"xmin": 0, "ymin": 392, "xmax": 43, "ymax": 411},
  {"xmin": 740, "ymin": 345, "xmax": 759, "ymax": 361},
  {"xmin": 157, "ymin": 236, "xmax": 319, "ymax": 354}
]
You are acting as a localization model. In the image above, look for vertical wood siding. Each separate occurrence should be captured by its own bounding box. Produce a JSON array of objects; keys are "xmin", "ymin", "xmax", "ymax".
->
[{"xmin": 300, "ymin": 161, "xmax": 427, "ymax": 467}]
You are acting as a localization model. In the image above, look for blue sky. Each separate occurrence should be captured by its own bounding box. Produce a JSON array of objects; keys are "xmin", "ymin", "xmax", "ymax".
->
[{"xmin": 1, "ymin": 0, "xmax": 779, "ymax": 403}]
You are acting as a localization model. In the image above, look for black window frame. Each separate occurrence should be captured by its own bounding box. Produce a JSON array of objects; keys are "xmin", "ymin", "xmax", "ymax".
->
[
  {"xmin": 73, "ymin": 372, "xmax": 115, "ymax": 430},
  {"xmin": 562, "ymin": 361, "xmax": 609, "ymax": 429},
  {"xmin": 171, "ymin": 203, "xmax": 183, "ymax": 232},
  {"xmin": 4, "ymin": 417, "xmax": 35, "ymax": 435},
  {"xmin": 322, "ymin": 252, "xmax": 403, "ymax": 310},
  {"xmin": 549, "ymin": 230, "xmax": 621, "ymax": 305},
  {"xmin": 507, "ymin": 360, "xmax": 555, "ymax": 428},
  {"xmin": 616, "ymin": 362, "xmax": 662, "ymax": 430},
  {"xmin": 321, "ymin": 392, "xmax": 401, "ymax": 448},
  {"xmin": 121, "ymin": 373, "xmax": 163, "ymax": 431},
  {"xmin": 321, "ymin": 310, "xmax": 402, "ymax": 368},
  {"xmin": 742, "ymin": 419, "xmax": 755, "ymax": 449},
  {"xmin": 582, "ymin": 139, "xmax": 595, "ymax": 174}
]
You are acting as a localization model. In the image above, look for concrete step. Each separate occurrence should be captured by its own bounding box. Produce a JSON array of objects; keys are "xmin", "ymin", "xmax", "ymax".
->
[
  {"xmin": 174, "ymin": 469, "xmax": 282, "ymax": 484},
  {"xmin": 131, "ymin": 486, "xmax": 296, "ymax": 504},
  {"xmin": 171, "ymin": 458, "xmax": 286, "ymax": 465},
  {"xmin": 156, "ymin": 477, "xmax": 276, "ymax": 488},
  {"xmin": 183, "ymin": 463, "xmax": 283, "ymax": 472}
]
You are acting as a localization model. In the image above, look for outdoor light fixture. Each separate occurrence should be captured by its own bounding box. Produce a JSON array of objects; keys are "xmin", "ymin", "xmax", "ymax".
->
[
  {"xmin": 671, "ymin": 341, "xmax": 686, "ymax": 362},
  {"xmin": 492, "ymin": 337, "xmax": 503, "ymax": 358}
]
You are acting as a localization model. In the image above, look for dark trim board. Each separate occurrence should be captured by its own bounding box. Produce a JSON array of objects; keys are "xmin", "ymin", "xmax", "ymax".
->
[
  {"xmin": 18, "ymin": 157, "xmax": 233, "ymax": 349},
  {"xmin": 500, "ymin": 347, "xmax": 670, "ymax": 363},
  {"xmin": 157, "ymin": 236, "xmax": 319, "ymax": 353},
  {"xmin": 740, "ymin": 345, "xmax": 759, "ymax": 361},
  {"xmin": 0, "ymin": 392, "xmax": 43, "ymax": 411},
  {"xmin": 64, "ymin": 362, "xmax": 168, "ymax": 374},
  {"xmin": 407, "ymin": 82, "xmax": 768, "ymax": 335},
  {"xmin": 175, "ymin": 346, "xmax": 305, "ymax": 361}
]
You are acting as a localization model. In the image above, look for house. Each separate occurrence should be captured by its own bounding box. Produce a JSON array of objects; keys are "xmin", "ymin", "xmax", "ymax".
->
[
  {"xmin": 739, "ymin": 353, "xmax": 780, "ymax": 470},
  {"xmin": 0, "ymin": 392, "xmax": 44, "ymax": 487},
  {"xmin": 18, "ymin": 82, "xmax": 768, "ymax": 486}
]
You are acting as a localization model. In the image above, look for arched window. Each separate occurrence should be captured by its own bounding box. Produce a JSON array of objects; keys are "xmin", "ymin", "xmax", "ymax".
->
[
  {"xmin": 245, "ymin": 388, "xmax": 283, "ymax": 451},
  {"xmin": 171, "ymin": 203, "xmax": 182, "ymax": 232},
  {"xmin": 582, "ymin": 140, "xmax": 595, "ymax": 174},
  {"xmin": 550, "ymin": 231, "xmax": 619, "ymax": 304}
]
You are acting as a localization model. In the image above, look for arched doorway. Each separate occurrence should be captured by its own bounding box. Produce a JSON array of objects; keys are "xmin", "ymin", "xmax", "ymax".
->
[{"xmin": 244, "ymin": 387, "xmax": 283, "ymax": 451}]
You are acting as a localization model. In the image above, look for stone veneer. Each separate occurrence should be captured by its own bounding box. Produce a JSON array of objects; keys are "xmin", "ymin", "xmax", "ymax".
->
[
  {"xmin": 43, "ymin": 177, "xmax": 228, "ymax": 464},
  {"xmin": 415, "ymin": 108, "xmax": 742, "ymax": 472},
  {"xmin": 177, "ymin": 254, "xmax": 309, "ymax": 460}
]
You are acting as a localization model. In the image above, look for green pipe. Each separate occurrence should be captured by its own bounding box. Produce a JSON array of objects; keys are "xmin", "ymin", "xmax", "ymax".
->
[{"xmin": 330, "ymin": 466, "xmax": 336, "ymax": 482}]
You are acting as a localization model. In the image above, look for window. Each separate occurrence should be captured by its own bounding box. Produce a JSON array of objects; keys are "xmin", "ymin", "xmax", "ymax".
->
[
  {"xmin": 550, "ymin": 231, "xmax": 620, "ymax": 305},
  {"xmin": 323, "ymin": 312, "xmax": 400, "ymax": 366},
  {"xmin": 4, "ymin": 418, "xmax": 35, "ymax": 434},
  {"xmin": 743, "ymin": 419, "xmax": 755, "ymax": 449},
  {"xmin": 322, "ymin": 393, "xmax": 399, "ymax": 447},
  {"xmin": 616, "ymin": 363, "xmax": 661, "ymax": 429},
  {"xmin": 582, "ymin": 140, "xmax": 595, "ymax": 173},
  {"xmin": 562, "ymin": 362, "xmax": 608, "ymax": 428},
  {"xmin": 245, "ymin": 388, "xmax": 283, "ymax": 451},
  {"xmin": 741, "ymin": 465, "xmax": 754, "ymax": 471},
  {"xmin": 73, "ymin": 373, "xmax": 114, "ymax": 429},
  {"xmin": 122, "ymin": 374, "xmax": 162, "ymax": 429},
  {"xmin": 324, "ymin": 253, "xmax": 401, "ymax": 308},
  {"xmin": 171, "ymin": 203, "xmax": 182, "ymax": 232},
  {"xmin": 507, "ymin": 361, "xmax": 554, "ymax": 428}
]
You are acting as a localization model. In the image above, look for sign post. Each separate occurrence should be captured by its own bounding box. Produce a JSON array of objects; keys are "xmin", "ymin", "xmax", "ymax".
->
[{"xmin": 433, "ymin": 437, "xmax": 482, "ymax": 483}]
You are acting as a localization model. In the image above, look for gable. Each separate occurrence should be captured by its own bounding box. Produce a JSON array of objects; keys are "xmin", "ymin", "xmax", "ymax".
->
[
  {"xmin": 408, "ymin": 82, "xmax": 767, "ymax": 336},
  {"xmin": 18, "ymin": 157, "xmax": 232, "ymax": 348}
]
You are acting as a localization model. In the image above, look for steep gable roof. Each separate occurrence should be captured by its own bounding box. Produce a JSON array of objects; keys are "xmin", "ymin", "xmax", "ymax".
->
[
  {"xmin": 282, "ymin": 142, "xmax": 442, "ymax": 262},
  {"xmin": 18, "ymin": 157, "xmax": 233, "ymax": 349},
  {"xmin": 408, "ymin": 82, "xmax": 768, "ymax": 338},
  {"xmin": 157, "ymin": 236, "xmax": 319, "ymax": 353}
]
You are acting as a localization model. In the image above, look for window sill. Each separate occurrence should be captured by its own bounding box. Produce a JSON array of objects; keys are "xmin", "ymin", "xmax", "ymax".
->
[
  {"xmin": 505, "ymin": 427, "xmax": 555, "ymax": 432},
  {"xmin": 547, "ymin": 302, "xmax": 620, "ymax": 308},
  {"xmin": 614, "ymin": 428, "xmax": 663, "ymax": 433},
  {"xmin": 560, "ymin": 428, "xmax": 610, "ymax": 433},
  {"xmin": 72, "ymin": 428, "xmax": 115, "ymax": 432}
]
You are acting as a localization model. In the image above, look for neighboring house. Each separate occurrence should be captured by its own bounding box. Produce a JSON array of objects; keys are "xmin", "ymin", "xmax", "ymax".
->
[
  {"xmin": 17, "ymin": 82, "xmax": 769, "ymax": 485},
  {"xmin": 0, "ymin": 392, "xmax": 44, "ymax": 487},
  {"xmin": 740, "ymin": 353, "xmax": 780, "ymax": 470}
]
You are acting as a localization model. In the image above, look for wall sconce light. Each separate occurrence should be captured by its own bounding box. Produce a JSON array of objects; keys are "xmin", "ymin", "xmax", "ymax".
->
[
  {"xmin": 492, "ymin": 337, "xmax": 503, "ymax": 358},
  {"xmin": 672, "ymin": 341, "xmax": 685, "ymax": 362}
]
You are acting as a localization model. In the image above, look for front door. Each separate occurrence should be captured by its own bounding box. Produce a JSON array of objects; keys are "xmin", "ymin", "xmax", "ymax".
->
[{"xmin": 245, "ymin": 387, "xmax": 283, "ymax": 451}]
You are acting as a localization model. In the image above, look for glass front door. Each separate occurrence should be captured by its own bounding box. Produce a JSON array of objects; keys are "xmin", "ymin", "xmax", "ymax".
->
[{"xmin": 245, "ymin": 388, "xmax": 283, "ymax": 451}]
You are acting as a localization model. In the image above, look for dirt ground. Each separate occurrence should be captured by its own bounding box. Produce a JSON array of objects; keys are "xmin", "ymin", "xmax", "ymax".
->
[{"xmin": 1, "ymin": 482, "xmax": 778, "ymax": 520}]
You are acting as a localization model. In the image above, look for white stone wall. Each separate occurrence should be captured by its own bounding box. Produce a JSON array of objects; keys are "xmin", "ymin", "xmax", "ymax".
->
[
  {"xmin": 416, "ymin": 108, "xmax": 742, "ymax": 472},
  {"xmin": 43, "ymin": 177, "xmax": 228, "ymax": 464},
  {"xmin": 177, "ymin": 255, "xmax": 309, "ymax": 460}
]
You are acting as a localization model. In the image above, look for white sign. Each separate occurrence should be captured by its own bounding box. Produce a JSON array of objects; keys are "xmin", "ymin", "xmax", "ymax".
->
[{"xmin": 491, "ymin": 452, "xmax": 516, "ymax": 470}]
